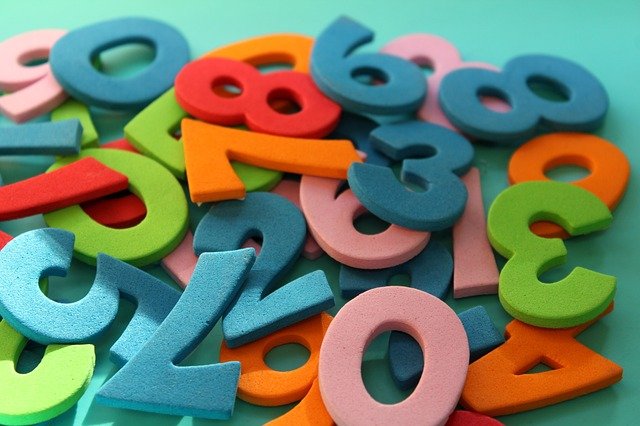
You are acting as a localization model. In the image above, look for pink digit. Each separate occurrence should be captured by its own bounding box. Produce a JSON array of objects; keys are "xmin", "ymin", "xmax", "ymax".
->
[
  {"xmin": 452, "ymin": 168, "xmax": 499, "ymax": 298},
  {"xmin": 300, "ymin": 174, "xmax": 429, "ymax": 269},
  {"xmin": 381, "ymin": 34, "xmax": 506, "ymax": 130},
  {"xmin": 161, "ymin": 231, "xmax": 197, "ymax": 288},
  {"xmin": 0, "ymin": 29, "xmax": 68, "ymax": 122},
  {"xmin": 319, "ymin": 286, "xmax": 469, "ymax": 426}
]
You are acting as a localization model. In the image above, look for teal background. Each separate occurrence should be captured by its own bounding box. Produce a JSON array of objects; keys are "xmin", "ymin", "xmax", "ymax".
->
[{"xmin": 1, "ymin": 0, "xmax": 639, "ymax": 424}]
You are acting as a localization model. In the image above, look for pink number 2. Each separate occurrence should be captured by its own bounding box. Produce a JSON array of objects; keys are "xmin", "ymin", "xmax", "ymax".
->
[
  {"xmin": 381, "ymin": 34, "xmax": 506, "ymax": 130},
  {"xmin": 0, "ymin": 29, "xmax": 68, "ymax": 122}
]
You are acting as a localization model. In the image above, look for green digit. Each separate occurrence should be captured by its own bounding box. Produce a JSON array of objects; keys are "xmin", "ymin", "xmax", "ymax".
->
[
  {"xmin": 488, "ymin": 181, "xmax": 615, "ymax": 328},
  {"xmin": 51, "ymin": 99, "xmax": 99, "ymax": 148},
  {"xmin": 43, "ymin": 148, "xmax": 188, "ymax": 267},
  {"xmin": 125, "ymin": 88, "xmax": 282, "ymax": 191}
]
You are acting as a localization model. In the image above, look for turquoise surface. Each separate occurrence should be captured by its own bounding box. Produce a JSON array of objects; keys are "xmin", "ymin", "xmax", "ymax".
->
[{"xmin": 1, "ymin": 0, "xmax": 639, "ymax": 424}]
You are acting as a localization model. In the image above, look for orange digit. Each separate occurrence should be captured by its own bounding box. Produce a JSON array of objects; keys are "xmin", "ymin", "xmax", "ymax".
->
[
  {"xmin": 508, "ymin": 133, "xmax": 630, "ymax": 238},
  {"xmin": 219, "ymin": 313, "xmax": 334, "ymax": 425},
  {"xmin": 461, "ymin": 303, "xmax": 622, "ymax": 416}
]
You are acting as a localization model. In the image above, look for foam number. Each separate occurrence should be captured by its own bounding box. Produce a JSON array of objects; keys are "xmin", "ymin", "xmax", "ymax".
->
[
  {"xmin": 329, "ymin": 112, "xmax": 390, "ymax": 167},
  {"xmin": 381, "ymin": 34, "xmax": 503, "ymax": 129},
  {"xmin": 508, "ymin": 133, "xmax": 630, "ymax": 238},
  {"xmin": 311, "ymin": 17, "xmax": 426, "ymax": 115},
  {"xmin": 219, "ymin": 313, "xmax": 334, "ymax": 425},
  {"xmin": 182, "ymin": 119, "xmax": 360, "ymax": 203},
  {"xmin": 0, "ymin": 29, "xmax": 68, "ymax": 122},
  {"xmin": 51, "ymin": 99, "xmax": 99, "ymax": 147},
  {"xmin": 0, "ymin": 229, "xmax": 180, "ymax": 365},
  {"xmin": 0, "ymin": 120, "xmax": 81, "ymax": 155},
  {"xmin": 348, "ymin": 120, "xmax": 473, "ymax": 231},
  {"xmin": 461, "ymin": 306, "xmax": 622, "ymax": 416},
  {"xmin": 49, "ymin": 17, "xmax": 189, "ymax": 110},
  {"xmin": 43, "ymin": 148, "xmax": 188, "ymax": 267},
  {"xmin": 439, "ymin": 55, "xmax": 608, "ymax": 143},
  {"xmin": 319, "ymin": 287, "xmax": 469, "ymax": 426},
  {"xmin": 488, "ymin": 181, "xmax": 615, "ymax": 328},
  {"xmin": 175, "ymin": 57, "xmax": 340, "ymax": 138},
  {"xmin": 300, "ymin": 173, "xmax": 430, "ymax": 269},
  {"xmin": 126, "ymin": 34, "xmax": 313, "ymax": 179},
  {"xmin": 96, "ymin": 249, "xmax": 255, "ymax": 419},
  {"xmin": 194, "ymin": 193, "xmax": 334, "ymax": 347},
  {"xmin": 0, "ymin": 320, "xmax": 95, "ymax": 425}
]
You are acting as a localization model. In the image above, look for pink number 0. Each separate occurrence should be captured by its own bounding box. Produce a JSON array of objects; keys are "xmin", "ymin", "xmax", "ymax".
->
[
  {"xmin": 381, "ymin": 34, "xmax": 505, "ymax": 130},
  {"xmin": 0, "ymin": 29, "xmax": 68, "ymax": 122},
  {"xmin": 319, "ymin": 287, "xmax": 469, "ymax": 425}
]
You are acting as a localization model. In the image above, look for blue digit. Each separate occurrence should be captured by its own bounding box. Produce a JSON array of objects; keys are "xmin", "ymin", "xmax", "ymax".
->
[
  {"xmin": 329, "ymin": 112, "xmax": 391, "ymax": 167},
  {"xmin": 348, "ymin": 120, "xmax": 473, "ymax": 231},
  {"xmin": 311, "ymin": 17, "xmax": 426, "ymax": 115},
  {"xmin": 50, "ymin": 17, "xmax": 190, "ymax": 110},
  {"xmin": 194, "ymin": 192, "xmax": 335, "ymax": 348},
  {"xmin": 96, "ymin": 249, "xmax": 254, "ymax": 419},
  {"xmin": 439, "ymin": 54, "xmax": 608, "ymax": 143}
]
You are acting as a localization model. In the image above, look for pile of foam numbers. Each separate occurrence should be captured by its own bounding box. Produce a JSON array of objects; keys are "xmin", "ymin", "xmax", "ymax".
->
[{"xmin": 0, "ymin": 14, "xmax": 630, "ymax": 426}]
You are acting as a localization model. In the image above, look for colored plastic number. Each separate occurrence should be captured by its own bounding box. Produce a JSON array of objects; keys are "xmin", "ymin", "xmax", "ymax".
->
[
  {"xmin": 300, "ymin": 173, "xmax": 430, "ymax": 269},
  {"xmin": 453, "ymin": 168, "xmax": 499, "ymax": 298},
  {"xmin": 461, "ymin": 305, "xmax": 622, "ymax": 416},
  {"xmin": 329, "ymin": 111, "xmax": 390, "ymax": 167},
  {"xmin": 0, "ymin": 229, "xmax": 180, "ymax": 365},
  {"xmin": 488, "ymin": 181, "xmax": 615, "ymax": 328},
  {"xmin": 43, "ymin": 148, "xmax": 188, "ymax": 267},
  {"xmin": 182, "ymin": 118, "xmax": 360, "ymax": 203},
  {"xmin": 348, "ymin": 120, "xmax": 473, "ymax": 231},
  {"xmin": 439, "ymin": 55, "xmax": 608, "ymax": 143},
  {"xmin": 0, "ymin": 119, "xmax": 81, "ymax": 155},
  {"xmin": 96, "ymin": 249, "xmax": 254, "ymax": 419},
  {"xmin": 51, "ymin": 99, "xmax": 99, "ymax": 147},
  {"xmin": 508, "ymin": 132, "xmax": 630, "ymax": 238},
  {"xmin": 381, "ymin": 34, "xmax": 503, "ymax": 129},
  {"xmin": 311, "ymin": 17, "xmax": 426, "ymax": 115},
  {"xmin": 50, "ymin": 17, "xmax": 189, "ymax": 110},
  {"xmin": 319, "ymin": 287, "xmax": 468, "ymax": 426},
  {"xmin": 125, "ymin": 33, "xmax": 312, "ymax": 179},
  {"xmin": 0, "ymin": 320, "xmax": 95, "ymax": 425},
  {"xmin": 0, "ymin": 29, "xmax": 68, "ymax": 122},
  {"xmin": 175, "ymin": 57, "xmax": 340, "ymax": 138},
  {"xmin": 194, "ymin": 192, "xmax": 334, "ymax": 347}
]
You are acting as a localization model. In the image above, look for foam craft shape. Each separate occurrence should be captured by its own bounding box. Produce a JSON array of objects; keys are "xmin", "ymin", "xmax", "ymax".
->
[
  {"xmin": 461, "ymin": 304, "xmax": 623, "ymax": 416},
  {"xmin": 439, "ymin": 55, "xmax": 609, "ymax": 143},
  {"xmin": 0, "ymin": 29, "xmax": 68, "ymax": 122},
  {"xmin": 0, "ymin": 157, "xmax": 127, "ymax": 221},
  {"xmin": 381, "ymin": 34, "xmax": 505, "ymax": 129},
  {"xmin": 96, "ymin": 249, "xmax": 255, "ymax": 419},
  {"xmin": 388, "ymin": 306, "xmax": 504, "ymax": 390},
  {"xmin": 270, "ymin": 179, "xmax": 324, "ymax": 260},
  {"xmin": 0, "ymin": 320, "xmax": 95, "ymax": 425},
  {"xmin": 445, "ymin": 411, "xmax": 503, "ymax": 426},
  {"xmin": 300, "ymin": 173, "xmax": 430, "ymax": 269},
  {"xmin": 219, "ymin": 312, "xmax": 332, "ymax": 406},
  {"xmin": 0, "ymin": 228, "xmax": 180, "ymax": 363},
  {"xmin": 266, "ymin": 378, "xmax": 334, "ymax": 426},
  {"xmin": 125, "ymin": 34, "xmax": 312, "ymax": 180},
  {"xmin": 43, "ymin": 148, "xmax": 188, "ymax": 266},
  {"xmin": 194, "ymin": 192, "xmax": 335, "ymax": 347},
  {"xmin": 161, "ymin": 230, "xmax": 197, "ymax": 288},
  {"xmin": 311, "ymin": 16, "xmax": 426, "ymax": 115},
  {"xmin": 453, "ymin": 168, "xmax": 499, "ymax": 298},
  {"xmin": 319, "ymin": 287, "xmax": 468, "ymax": 426},
  {"xmin": 0, "ymin": 119, "xmax": 81, "ymax": 155},
  {"xmin": 488, "ymin": 181, "xmax": 615, "ymax": 328},
  {"xmin": 175, "ymin": 57, "xmax": 341, "ymax": 138},
  {"xmin": 51, "ymin": 98, "xmax": 99, "ymax": 147},
  {"xmin": 49, "ymin": 17, "xmax": 189, "ymax": 110},
  {"xmin": 338, "ymin": 238, "xmax": 451, "ymax": 299},
  {"xmin": 80, "ymin": 140, "xmax": 147, "ymax": 229},
  {"xmin": 348, "ymin": 120, "xmax": 473, "ymax": 231},
  {"xmin": 329, "ymin": 112, "xmax": 390, "ymax": 167},
  {"xmin": 508, "ymin": 132, "xmax": 631, "ymax": 238},
  {"xmin": 182, "ymin": 118, "xmax": 360, "ymax": 203}
]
